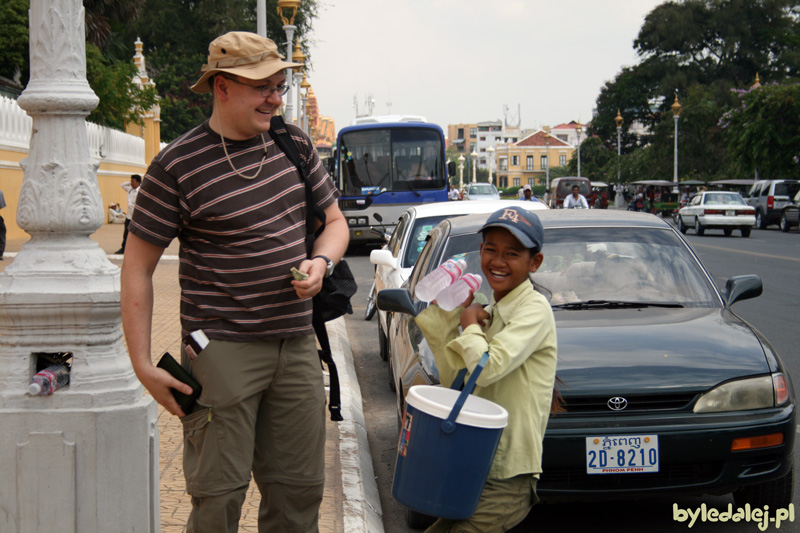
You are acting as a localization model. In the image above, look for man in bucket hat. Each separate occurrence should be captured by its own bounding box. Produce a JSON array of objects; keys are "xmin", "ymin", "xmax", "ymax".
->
[{"xmin": 121, "ymin": 31, "xmax": 349, "ymax": 532}]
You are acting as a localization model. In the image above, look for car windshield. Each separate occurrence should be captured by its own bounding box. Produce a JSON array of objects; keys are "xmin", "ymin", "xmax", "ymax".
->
[
  {"xmin": 469, "ymin": 185, "xmax": 496, "ymax": 195},
  {"xmin": 436, "ymin": 227, "xmax": 719, "ymax": 308},
  {"xmin": 703, "ymin": 193, "xmax": 745, "ymax": 205}
]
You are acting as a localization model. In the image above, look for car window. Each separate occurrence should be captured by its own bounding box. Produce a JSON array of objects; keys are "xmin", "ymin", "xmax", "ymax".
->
[
  {"xmin": 774, "ymin": 182, "xmax": 790, "ymax": 197},
  {"xmin": 705, "ymin": 193, "xmax": 745, "ymax": 205},
  {"xmin": 388, "ymin": 214, "xmax": 409, "ymax": 257},
  {"xmin": 533, "ymin": 227, "xmax": 718, "ymax": 307},
  {"xmin": 690, "ymin": 195, "xmax": 701, "ymax": 206},
  {"xmin": 402, "ymin": 215, "xmax": 449, "ymax": 268}
]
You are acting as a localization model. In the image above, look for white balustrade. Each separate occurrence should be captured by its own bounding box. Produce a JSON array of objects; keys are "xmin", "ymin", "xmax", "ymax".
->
[{"xmin": 0, "ymin": 95, "xmax": 145, "ymax": 165}]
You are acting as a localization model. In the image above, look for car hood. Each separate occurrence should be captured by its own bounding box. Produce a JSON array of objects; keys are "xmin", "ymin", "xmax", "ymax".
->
[{"xmin": 553, "ymin": 307, "xmax": 769, "ymax": 395}]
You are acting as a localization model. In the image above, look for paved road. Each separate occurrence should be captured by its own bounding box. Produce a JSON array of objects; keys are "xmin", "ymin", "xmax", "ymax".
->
[{"xmin": 343, "ymin": 220, "xmax": 800, "ymax": 532}]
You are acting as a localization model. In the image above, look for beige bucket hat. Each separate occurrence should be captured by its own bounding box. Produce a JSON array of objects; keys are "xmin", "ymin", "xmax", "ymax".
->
[{"xmin": 191, "ymin": 31, "xmax": 301, "ymax": 94}]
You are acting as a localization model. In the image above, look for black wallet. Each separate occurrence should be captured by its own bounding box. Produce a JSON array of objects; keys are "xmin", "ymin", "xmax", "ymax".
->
[{"xmin": 157, "ymin": 352, "xmax": 202, "ymax": 414}]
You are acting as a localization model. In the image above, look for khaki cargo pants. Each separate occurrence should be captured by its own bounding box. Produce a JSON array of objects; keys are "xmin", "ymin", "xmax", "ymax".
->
[
  {"xmin": 179, "ymin": 335, "xmax": 326, "ymax": 533},
  {"xmin": 425, "ymin": 475, "xmax": 539, "ymax": 533}
]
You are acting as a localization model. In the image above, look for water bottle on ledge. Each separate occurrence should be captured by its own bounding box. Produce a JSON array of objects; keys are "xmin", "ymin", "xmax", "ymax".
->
[
  {"xmin": 416, "ymin": 258, "xmax": 467, "ymax": 302},
  {"xmin": 29, "ymin": 363, "xmax": 71, "ymax": 396},
  {"xmin": 436, "ymin": 274, "xmax": 483, "ymax": 311}
]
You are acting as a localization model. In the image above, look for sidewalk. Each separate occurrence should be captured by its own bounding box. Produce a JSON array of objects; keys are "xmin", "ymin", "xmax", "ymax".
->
[{"xmin": 1, "ymin": 222, "xmax": 382, "ymax": 533}]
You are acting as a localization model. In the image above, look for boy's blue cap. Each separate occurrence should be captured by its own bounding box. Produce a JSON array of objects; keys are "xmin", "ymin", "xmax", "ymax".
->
[{"xmin": 481, "ymin": 206, "xmax": 544, "ymax": 250}]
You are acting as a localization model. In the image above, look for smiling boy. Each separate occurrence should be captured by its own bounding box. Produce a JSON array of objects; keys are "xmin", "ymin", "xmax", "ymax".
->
[{"xmin": 415, "ymin": 206, "xmax": 558, "ymax": 533}]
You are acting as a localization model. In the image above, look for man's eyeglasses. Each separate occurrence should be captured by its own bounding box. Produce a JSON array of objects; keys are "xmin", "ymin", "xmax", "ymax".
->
[{"xmin": 222, "ymin": 75, "xmax": 289, "ymax": 97}]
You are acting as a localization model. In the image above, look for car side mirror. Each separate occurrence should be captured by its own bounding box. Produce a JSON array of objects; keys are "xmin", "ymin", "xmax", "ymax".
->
[
  {"xmin": 447, "ymin": 161, "xmax": 456, "ymax": 177},
  {"xmin": 370, "ymin": 248, "xmax": 396, "ymax": 269},
  {"xmin": 721, "ymin": 275, "xmax": 762, "ymax": 306},
  {"xmin": 377, "ymin": 288, "xmax": 421, "ymax": 316}
]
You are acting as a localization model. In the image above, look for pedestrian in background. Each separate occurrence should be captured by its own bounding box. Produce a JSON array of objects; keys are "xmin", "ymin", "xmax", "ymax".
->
[
  {"xmin": 120, "ymin": 31, "xmax": 348, "ymax": 533},
  {"xmin": 563, "ymin": 184, "xmax": 589, "ymax": 209},
  {"xmin": 0, "ymin": 188, "xmax": 6, "ymax": 260},
  {"xmin": 115, "ymin": 174, "xmax": 141, "ymax": 254}
]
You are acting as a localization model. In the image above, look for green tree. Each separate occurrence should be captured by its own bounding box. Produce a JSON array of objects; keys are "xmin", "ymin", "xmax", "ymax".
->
[
  {"xmin": 0, "ymin": 0, "xmax": 29, "ymax": 84},
  {"xmin": 86, "ymin": 43, "xmax": 159, "ymax": 129},
  {"xmin": 123, "ymin": 0, "xmax": 321, "ymax": 141},
  {"xmin": 722, "ymin": 82, "xmax": 800, "ymax": 179}
]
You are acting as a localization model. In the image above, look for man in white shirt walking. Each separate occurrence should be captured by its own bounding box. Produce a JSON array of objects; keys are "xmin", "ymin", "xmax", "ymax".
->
[
  {"xmin": 116, "ymin": 174, "xmax": 141, "ymax": 254},
  {"xmin": 563, "ymin": 184, "xmax": 589, "ymax": 209}
]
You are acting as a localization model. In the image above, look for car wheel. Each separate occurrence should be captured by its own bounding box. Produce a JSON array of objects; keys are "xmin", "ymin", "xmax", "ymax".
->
[
  {"xmin": 405, "ymin": 507, "xmax": 437, "ymax": 529},
  {"xmin": 678, "ymin": 215, "xmax": 688, "ymax": 234},
  {"xmin": 695, "ymin": 218, "xmax": 705, "ymax": 236},
  {"xmin": 733, "ymin": 466, "xmax": 794, "ymax": 509},
  {"xmin": 364, "ymin": 281, "xmax": 377, "ymax": 321},
  {"xmin": 741, "ymin": 227, "xmax": 751, "ymax": 237},
  {"xmin": 723, "ymin": 228, "xmax": 733, "ymax": 236},
  {"xmin": 780, "ymin": 213, "xmax": 790, "ymax": 232},
  {"xmin": 756, "ymin": 210, "xmax": 767, "ymax": 229},
  {"xmin": 379, "ymin": 323, "xmax": 389, "ymax": 362}
]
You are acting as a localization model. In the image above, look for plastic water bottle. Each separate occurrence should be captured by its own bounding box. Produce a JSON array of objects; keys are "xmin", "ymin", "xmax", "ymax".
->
[
  {"xmin": 28, "ymin": 363, "xmax": 70, "ymax": 396},
  {"xmin": 436, "ymin": 274, "xmax": 483, "ymax": 311},
  {"xmin": 415, "ymin": 258, "xmax": 467, "ymax": 302}
]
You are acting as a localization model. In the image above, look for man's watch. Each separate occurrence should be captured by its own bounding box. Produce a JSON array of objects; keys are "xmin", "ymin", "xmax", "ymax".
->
[{"xmin": 312, "ymin": 255, "xmax": 335, "ymax": 278}]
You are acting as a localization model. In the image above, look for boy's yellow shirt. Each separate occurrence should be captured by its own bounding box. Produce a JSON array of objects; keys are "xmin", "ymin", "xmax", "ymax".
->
[{"xmin": 415, "ymin": 279, "xmax": 557, "ymax": 480}]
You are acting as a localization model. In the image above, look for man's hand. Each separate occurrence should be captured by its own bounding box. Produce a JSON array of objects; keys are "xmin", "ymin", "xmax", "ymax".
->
[
  {"xmin": 134, "ymin": 363, "xmax": 194, "ymax": 417},
  {"xmin": 291, "ymin": 257, "xmax": 327, "ymax": 299}
]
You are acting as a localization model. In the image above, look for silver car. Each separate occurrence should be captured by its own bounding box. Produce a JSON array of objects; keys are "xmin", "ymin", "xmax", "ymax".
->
[{"xmin": 463, "ymin": 183, "xmax": 500, "ymax": 200}]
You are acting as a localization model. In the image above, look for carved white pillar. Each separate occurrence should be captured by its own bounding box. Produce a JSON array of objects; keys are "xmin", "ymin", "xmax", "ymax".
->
[{"xmin": 0, "ymin": 1, "xmax": 159, "ymax": 532}]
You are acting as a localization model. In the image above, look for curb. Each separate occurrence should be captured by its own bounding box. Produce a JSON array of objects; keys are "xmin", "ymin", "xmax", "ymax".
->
[{"xmin": 327, "ymin": 317, "xmax": 385, "ymax": 533}]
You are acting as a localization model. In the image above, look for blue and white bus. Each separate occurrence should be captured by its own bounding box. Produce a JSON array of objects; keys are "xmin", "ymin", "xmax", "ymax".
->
[{"xmin": 330, "ymin": 115, "xmax": 455, "ymax": 244}]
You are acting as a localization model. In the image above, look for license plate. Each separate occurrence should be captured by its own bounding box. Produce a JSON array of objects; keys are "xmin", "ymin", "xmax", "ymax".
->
[
  {"xmin": 586, "ymin": 434, "xmax": 659, "ymax": 474},
  {"xmin": 726, "ymin": 210, "xmax": 735, "ymax": 216}
]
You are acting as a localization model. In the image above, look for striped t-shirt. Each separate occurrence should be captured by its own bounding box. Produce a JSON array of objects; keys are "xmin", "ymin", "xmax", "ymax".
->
[{"xmin": 130, "ymin": 120, "xmax": 340, "ymax": 341}]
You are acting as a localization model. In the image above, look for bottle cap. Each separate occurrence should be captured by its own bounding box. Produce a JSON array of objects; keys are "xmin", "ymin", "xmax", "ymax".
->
[{"xmin": 28, "ymin": 382, "xmax": 42, "ymax": 395}]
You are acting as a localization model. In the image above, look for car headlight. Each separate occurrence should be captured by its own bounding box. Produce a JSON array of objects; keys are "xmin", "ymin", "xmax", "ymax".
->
[{"xmin": 693, "ymin": 374, "xmax": 789, "ymax": 413}]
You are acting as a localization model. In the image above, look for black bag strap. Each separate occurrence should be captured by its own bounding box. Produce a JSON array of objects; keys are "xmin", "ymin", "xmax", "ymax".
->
[
  {"xmin": 270, "ymin": 115, "xmax": 343, "ymax": 421},
  {"xmin": 270, "ymin": 116, "xmax": 325, "ymax": 254}
]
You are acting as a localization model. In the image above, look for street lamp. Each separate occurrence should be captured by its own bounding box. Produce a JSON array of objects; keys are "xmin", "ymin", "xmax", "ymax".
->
[
  {"xmin": 300, "ymin": 73, "xmax": 311, "ymax": 134},
  {"xmin": 458, "ymin": 154, "xmax": 465, "ymax": 190},
  {"xmin": 487, "ymin": 146, "xmax": 495, "ymax": 185},
  {"xmin": 292, "ymin": 43, "xmax": 305, "ymax": 127},
  {"xmin": 671, "ymin": 93, "xmax": 682, "ymax": 194},
  {"xmin": 544, "ymin": 127, "xmax": 551, "ymax": 191},
  {"xmin": 615, "ymin": 110, "xmax": 623, "ymax": 205},
  {"xmin": 470, "ymin": 150, "xmax": 478, "ymax": 183},
  {"xmin": 575, "ymin": 124, "xmax": 583, "ymax": 178},
  {"xmin": 277, "ymin": 0, "xmax": 301, "ymax": 123}
]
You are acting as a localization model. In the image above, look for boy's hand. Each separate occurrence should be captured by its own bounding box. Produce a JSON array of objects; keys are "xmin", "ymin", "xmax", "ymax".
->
[{"xmin": 460, "ymin": 303, "xmax": 490, "ymax": 330}]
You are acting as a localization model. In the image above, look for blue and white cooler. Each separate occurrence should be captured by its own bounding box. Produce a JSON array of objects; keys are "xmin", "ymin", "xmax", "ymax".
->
[{"xmin": 391, "ymin": 353, "xmax": 508, "ymax": 520}]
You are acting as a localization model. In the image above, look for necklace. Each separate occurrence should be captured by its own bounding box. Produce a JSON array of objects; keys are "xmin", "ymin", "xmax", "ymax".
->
[{"xmin": 215, "ymin": 93, "xmax": 269, "ymax": 180}]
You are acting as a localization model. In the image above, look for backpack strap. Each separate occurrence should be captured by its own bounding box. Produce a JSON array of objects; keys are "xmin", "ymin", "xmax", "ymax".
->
[
  {"xmin": 270, "ymin": 116, "xmax": 326, "ymax": 253},
  {"xmin": 269, "ymin": 115, "xmax": 343, "ymax": 422}
]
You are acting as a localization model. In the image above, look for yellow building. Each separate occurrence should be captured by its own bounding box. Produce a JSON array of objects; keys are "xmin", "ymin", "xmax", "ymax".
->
[
  {"xmin": 447, "ymin": 123, "xmax": 478, "ymax": 155},
  {"xmin": 495, "ymin": 130, "xmax": 574, "ymax": 189},
  {"xmin": 0, "ymin": 40, "xmax": 161, "ymax": 242}
]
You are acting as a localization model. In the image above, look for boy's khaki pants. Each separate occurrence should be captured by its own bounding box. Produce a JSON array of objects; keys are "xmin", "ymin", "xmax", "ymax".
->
[
  {"xmin": 179, "ymin": 336, "xmax": 326, "ymax": 533},
  {"xmin": 425, "ymin": 475, "xmax": 539, "ymax": 533}
]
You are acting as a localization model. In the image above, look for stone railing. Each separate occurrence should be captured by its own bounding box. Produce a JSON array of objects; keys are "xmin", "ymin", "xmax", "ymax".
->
[{"xmin": 0, "ymin": 95, "xmax": 144, "ymax": 165}]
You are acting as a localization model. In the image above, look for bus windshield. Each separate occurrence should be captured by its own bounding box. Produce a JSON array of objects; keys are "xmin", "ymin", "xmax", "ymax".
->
[{"xmin": 339, "ymin": 128, "xmax": 446, "ymax": 196}]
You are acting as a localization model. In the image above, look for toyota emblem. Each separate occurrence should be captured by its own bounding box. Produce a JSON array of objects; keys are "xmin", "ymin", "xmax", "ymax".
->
[{"xmin": 607, "ymin": 397, "xmax": 628, "ymax": 411}]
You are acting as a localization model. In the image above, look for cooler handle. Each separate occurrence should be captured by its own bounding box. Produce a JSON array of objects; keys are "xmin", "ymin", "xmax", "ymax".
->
[{"xmin": 442, "ymin": 352, "xmax": 489, "ymax": 434}]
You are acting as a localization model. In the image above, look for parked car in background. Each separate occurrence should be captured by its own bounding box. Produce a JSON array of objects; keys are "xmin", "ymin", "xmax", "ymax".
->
[
  {"xmin": 378, "ymin": 210, "xmax": 795, "ymax": 525},
  {"xmin": 548, "ymin": 177, "xmax": 593, "ymax": 208},
  {"xmin": 367, "ymin": 200, "xmax": 547, "ymax": 364},
  {"xmin": 463, "ymin": 183, "xmax": 500, "ymax": 200},
  {"xmin": 676, "ymin": 191, "xmax": 755, "ymax": 237},
  {"xmin": 779, "ymin": 188, "xmax": 800, "ymax": 232},
  {"xmin": 743, "ymin": 179, "xmax": 800, "ymax": 229}
]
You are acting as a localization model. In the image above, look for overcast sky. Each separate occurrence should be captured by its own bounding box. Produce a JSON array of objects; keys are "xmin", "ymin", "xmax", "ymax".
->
[{"xmin": 304, "ymin": 0, "xmax": 664, "ymax": 133}]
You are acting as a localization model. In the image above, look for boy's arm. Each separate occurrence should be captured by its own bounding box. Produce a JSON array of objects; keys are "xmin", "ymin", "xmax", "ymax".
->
[
  {"xmin": 414, "ymin": 305, "xmax": 464, "ymax": 387},
  {"xmin": 447, "ymin": 296, "xmax": 555, "ymax": 388}
]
